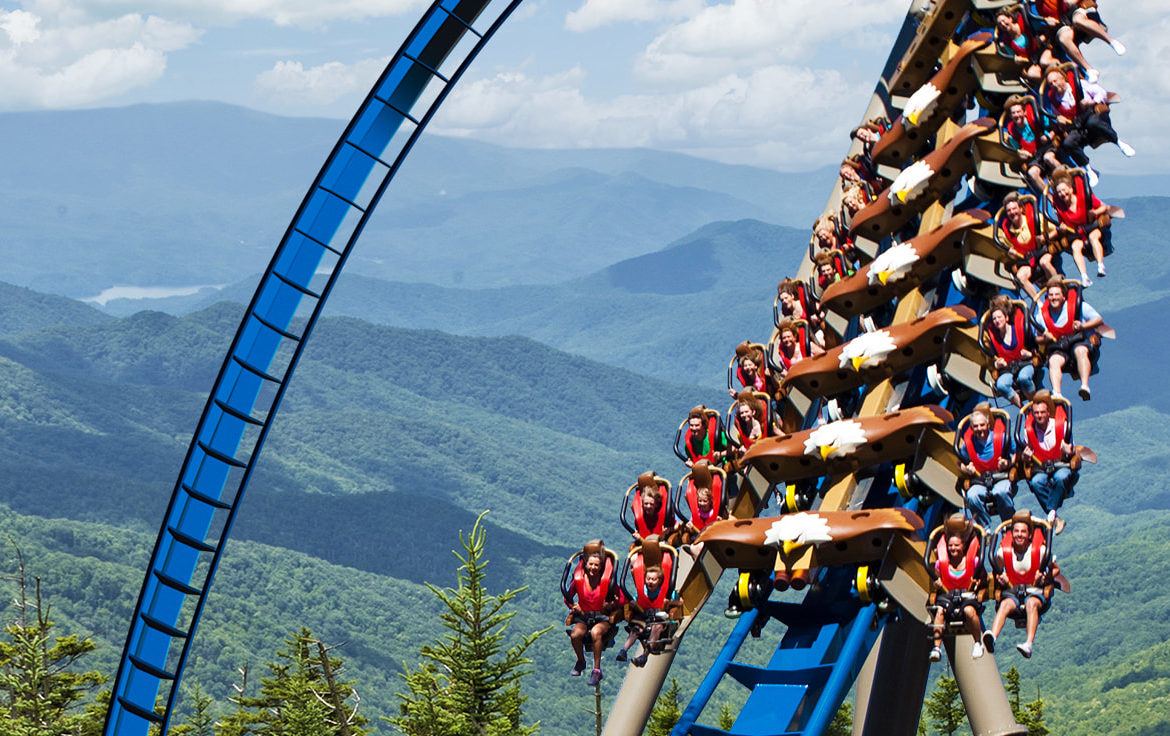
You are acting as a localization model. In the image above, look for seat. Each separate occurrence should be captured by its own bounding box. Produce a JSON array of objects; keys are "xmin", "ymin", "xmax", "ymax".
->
[
  {"xmin": 978, "ymin": 299, "xmax": 1038, "ymax": 379},
  {"xmin": 773, "ymin": 278, "xmax": 817, "ymax": 329},
  {"xmin": 954, "ymin": 407, "xmax": 1016, "ymax": 490},
  {"xmin": 988, "ymin": 512, "xmax": 1055, "ymax": 622},
  {"xmin": 673, "ymin": 406, "xmax": 726, "ymax": 465},
  {"xmin": 619, "ymin": 471, "xmax": 674, "ymax": 541},
  {"xmin": 726, "ymin": 390, "xmax": 773, "ymax": 452},
  {"xmin": 620, "ymin": 539, "xmax": 683, "ymax": 641},
  {"xmin": 560, "ymin": 541, "xmax": 624, "ymax": 634},
  {"xmin": 727, "ymin": 341, "xmax": 773, "ymax": 395},
  {"xmin": 1014, "ymin": 394, "xmax": 1080, "ymax": 477},
  {"xmin": 767, "ymin": 319, "xmax": 813, "ymax": 376},
  {"xmin": 925, "ymin": 515, "xmax": 987, "ymax": 632},
  {"xmin": 993, "ymin": 194, "xmax": 1046, "ymax": 266},
  {"xmin": 1030, "ymin": 279, "xmax": 1105, "ymax": 369},
  {"xmin": 673, "ymin": 462, "xmax": 728, "ymax": 538}
]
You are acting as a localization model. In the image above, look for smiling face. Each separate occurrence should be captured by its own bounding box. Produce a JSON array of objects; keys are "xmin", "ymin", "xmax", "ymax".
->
[
  {"xmin": 1009, "ymin": 103, "xmax": 1027, "ymax": 127},
  {"xmin": 1011, "ymin": 522, "xmax": 1030, "ymax": 548},
  {"xmin": 688, "ymin": 416, "xmax": 703, "ymax": 433},
  {"xmin": 991, "ymin": 308, "xmax": 1008, "ymax": 331},
  {"xmin": 779, "ymin": 328, "xmax": 798, "ymax": 350},
  {"xmin": 996, "ymin": 12, "xmax": 1017, "ymax": 35},
  {"xmin": 1055, "ymin": 180, "xmax": 1074, "ymax": 205},
  {"xmin": 696, "ymin": 486, "xmax": 713, "ymax": 513},
  {"xmin": 1005, "ymin": 198, "xmax": 1023, "ymax": 223},
  {"xmin": 584, "ymin": 553, "xmax": 602, "ymax": 577},
  {"xmin": 737, "ymin": 402, "xmax": 755, "ymax": 422},
  {"xmin": 947, "ymin": 535, "xmax": 965, "ymax": 559},
  {"xmin": 1046, "ymin": 284, "xmax": 1066, "ymax": 309},
  {"xmin": 740, "ymin": 356, "xmax": 758, "ymax": 376},
  {"xmin": 970, "ymin": 411, "xmax": 990, "ymax": 441}
]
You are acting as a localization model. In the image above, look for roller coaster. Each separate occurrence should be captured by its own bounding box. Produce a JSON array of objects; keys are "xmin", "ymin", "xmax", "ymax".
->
[{"xmin": 103, "ymin": 1, "xmax": 1131, "ymax": 734}]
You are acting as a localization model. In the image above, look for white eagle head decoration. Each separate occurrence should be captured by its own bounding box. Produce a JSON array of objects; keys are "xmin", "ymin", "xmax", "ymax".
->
[
  {"xmin": 867, "ymin": 242, "xmax": 920, "ymax": 286},
  {"xmin": 764, "ymin": 512, "xmax": 835, "ymax": 554},
  {"xmin": 839, "ymin": 329, "xmax": 899, "ymax": 372},
  {"xmin": 890, "ymin": 160, "xmax": 934, "ymax": 205},
  {"xmin": 904, "ymin": 82, "xmax": 941, "ymax": 128},
  {"xmin": 804, "ymin": 419, "xmax": 868, "ymax": 461}
]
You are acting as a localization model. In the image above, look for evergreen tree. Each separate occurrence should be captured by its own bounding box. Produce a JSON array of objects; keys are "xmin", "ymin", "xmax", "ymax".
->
[
  {"xmin": 171, "ymin": 683, "xmax": 216, "ymax": 736},
  {"xmin": 645, "ymin": 678, "xmax": 681, "ymax": 736},
  {"xmin": 717, "ymin": 704, "xmax": 735, "ymax": 731},
  {"xmin": 388, "ymin": 512, "xmax": 548, "ymax": 736},
  {"xmin": 828, "ymin": 701, "xmax": 853, "ymax": 736},
  {"xmin": 217, "ymin": 629, "xmax": 367, "ymax": 736},
  {"xmin": 0, "ymin": 547, "xmax": 106, "ymax": 736},
  {"xmin": 924, "ymin": 674, "xmax": 966, "ymax": 736},
  {"xmin": 1003, "ymin": 667, "xmax": 1049, "ymax": 736}
]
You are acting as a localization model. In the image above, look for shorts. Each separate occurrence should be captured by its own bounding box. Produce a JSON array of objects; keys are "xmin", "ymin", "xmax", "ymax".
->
[
  {"xmin": 937, "ymin": 591, "xmax": 984, "ymax": 621},
  {"xmin": 1001, "ymin": 587, "xmax": 1050, "ymax": 616},
  {"xmin": 1047, "ymin": 334, "xmax": 1092, "ymax": 364},
  {"xmin": 570, "ymin": 611, "xmax": 611, "ymax": 628}
]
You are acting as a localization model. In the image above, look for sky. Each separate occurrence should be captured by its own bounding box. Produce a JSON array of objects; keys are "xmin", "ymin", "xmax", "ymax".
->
[{"xmin": 0, "ymin": 0, "xmax": 1164, "ymax": 173}]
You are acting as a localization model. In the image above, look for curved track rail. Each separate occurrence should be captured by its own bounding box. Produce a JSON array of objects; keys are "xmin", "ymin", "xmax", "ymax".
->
[{"xmin": 104, "ymin": 2, "xmax": 522, "ymax": 732}]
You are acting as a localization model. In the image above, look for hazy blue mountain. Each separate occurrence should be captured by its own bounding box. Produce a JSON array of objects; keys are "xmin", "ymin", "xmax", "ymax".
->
[{"xmin": 0, "ymin": 101, "xmax": 839, "ymax": 297}]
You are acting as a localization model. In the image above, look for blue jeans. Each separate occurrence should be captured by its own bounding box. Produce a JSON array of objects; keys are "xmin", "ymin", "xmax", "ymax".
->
[
  {"xmin": 965, "ymin": 478, "xmax": 1016, "ymax": 529},
  {"xmin": 1029, "ymin": 467, "xmax": 1074, "ymax": 514},
  {"xmin": 994, "ymin": 364, "xmax": 1036, "ymax": 402}
]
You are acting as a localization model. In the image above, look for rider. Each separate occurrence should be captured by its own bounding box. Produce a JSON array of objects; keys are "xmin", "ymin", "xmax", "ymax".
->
[
  {"xmin": 997, "ymin": 193, "xmax": 1056, "ymax": 300},
  {"xmin": 928, "ymin": 514, "xmax": 991, "ymax": 662},
  {"xmin": 729, "ymin": 342, "xmax": 770, "ymax": 398},
  {"xmin": 682, "ymin": 406, "xmax": 729, "ymax": 468},
  {"xmin": 615, "ymin": 564, "xmax": 681, "ymax": 668},
  {"xmin": 987, "ymin": 512, "xmax": 1058, "ymax": 659},
  {"xmin": 984, "ymin": 294, "xmax": 1038, "ymax": 407},
  {"xmin": 1032, "ymin": 278, "xmax": 1103, "ymax": 400},
  {"xmin": 565, "ymin": 542, "xmax": 623, "ymax": 685},
  {"xmin": 1019, "ymin": 390, "xmax": 1076, "ymax": 534},
  {"xmin": 1048, "ymin": 168, "xmax": 1112, "ymax": 286},
  {"xmin": 958, "ymin": 404, "xmax": 1017, "ymax": 531},
  {"xmin": 1000, "ymin": 96, "xmax": 1061, "ymax": 195}
]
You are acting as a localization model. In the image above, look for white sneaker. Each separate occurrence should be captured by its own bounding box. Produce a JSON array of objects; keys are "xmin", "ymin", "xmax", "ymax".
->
[
  {"xmin": 1086, "ymin": 166, "xmax": 1099, "ymax": 188},
  {"xmin": 1017, "ymin": 641, "xmax": 1033, "ymax": 658},
  {"xmin": 929, "ymin": 646, "xmax": 942, "ymax": 662},
  {"xmin": 972, "ymin": 642, "xmax": 985, "ymax": 659},
  {"xmin": 1118, "ymin": 141, "xmax": 1136, "ymax": 157},
  {"xmin": 1097, "ymin": 263, "xmax": 1107, "ymax": 278},
  {"xmin": 1081, "ymin": 275, "xmax": 1093, "ymax": 288},
  {"xmin": 1085, "ymin": 68, "xmax": 1099, "ymax": 84},
  {"xmin": 1110, "ymin": 39, "xmax": 1127, "ymax": 56}
]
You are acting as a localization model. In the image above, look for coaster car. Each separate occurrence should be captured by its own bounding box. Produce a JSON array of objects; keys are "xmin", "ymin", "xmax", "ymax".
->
[
  {"xmin": 924, "ymin": 515, "xmax": 989, "ymax": 632},
  {"xmin": 987, "ymin": 511, "xmax": 1067, "ymax": 622},
  {"xmin": 620, "ymin": 538, "xmax": 683, "ymax": 629},
  {"xmin": 560, "ymin": 540, "xmax": 625, "ymax": 630},
  {"xmin": 954, "ymin": 407, "xmax": 1017, "ymax": 490},
  {"xmin": 741, "ymin": 405, "xmax": 963, "ymax": 507},
  {"xmin": 726, "ymin": 390, "xmax": 775, "ymax": 452},
  {"xmin": 873, "ymin": 34, "xmax": 993, "ymax": 173},
  {"xmin": 780, "ymin": 307, "xmax": 990, "ymax": 408},
  {"xmin": 821, "ymin": 211, "xmax": 989, "ymax": 322},
  {"xmin": 849, "ymin": 119, "xmax": 996, "ymax": 244},
  {"xmin": 1014, "ymin": 394, "xmax": 1096, "ymax": 479},
  {"xmin": 673, "ymin": 405, "xmax": 728, "ymax": 466},
  {"xmin": 673, "ymin": 463, "xmax": 728, "ymax": 541},
  {"xmin": 978, "ymin": 298, "xmax": 1041, "ymax": 383}
]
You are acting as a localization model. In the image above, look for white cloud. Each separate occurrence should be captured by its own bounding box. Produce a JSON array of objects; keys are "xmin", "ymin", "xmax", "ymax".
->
[
  {"xmin": 255, "ymin": 56, "xmax": 389, "ymax": 107},
  {"xmin": 565, "ymin": 0, "xmax": 703, "ymax": 33},
  {"xmin": 19, "ymin": 0, "xmax": 428, "ymax": 28},
  {"xmin": 433, "ymin": 63, "xmax": 868, "ymax": 169},
  {"xmin": 637, "ymin": 0, "xmax": 905, "ymax": 83},
  {"xmin": 0, "ymin": 10, "xmax": 200, "ymax": 109}
]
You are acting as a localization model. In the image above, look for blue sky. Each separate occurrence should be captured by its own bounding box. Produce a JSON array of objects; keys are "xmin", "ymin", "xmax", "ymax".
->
[{"xmin": 0, "ymin": 0, "xmax": 1163, "ymax": 172}]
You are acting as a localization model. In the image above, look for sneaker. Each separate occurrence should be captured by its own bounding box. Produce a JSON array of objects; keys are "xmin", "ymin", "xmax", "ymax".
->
[
  {"xmin": 1085, "ymin": 68, "xmax": 1099, "ymax": 84},
  {"xmin": 632, "ymin": 654, "xmax": 648, "ymax": 668},
  {"xmin": 1053, "ymin": 515, "xmax": 1066, "ymax": 535},
  {"xmin": 1118, "ymin": 140, "xmax": 1136, "ymax": 157},
  {"xmin": 615, "ymin": 648, "xmax": 628, "ymax": 663},
  {"xmin": 1086, "ymin": 166, "xmax": 1100, "ymax": 188},
  {"xmin": 1081, "ymin": 275, "xmax": 1093, "ymax": 288},
  {"xmin": 983, "ymin": 631, "xmax": 996, "ymax": 654},
  {"xmin": 1110, "ymin": 39, "xmax": 1127, "ymax": 56},
  {"xmin": 1079, "ymin": 385, "xmax": 1091, "ymax": 401},
  {"xmin": 571, "ymin": 660, "xmax": 586, "ymax": 677},
  {"xmin": 972, "ymin": 642, "xmax": 985, "ymax": 659},
  {"xmin": 1017, "ymin": 641, "xmax": 1033, "ymax": 659},
  {"xmin": 1097, "ymin": 263, "xmax": 1107, "ymax": 278},
  {"xmin": 929, "ymin": 646, "xmax": 942, "ymax": 662},
  {"xmin": 588, "ymin": 668, "xmax": 603, "ymax": 686}
]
